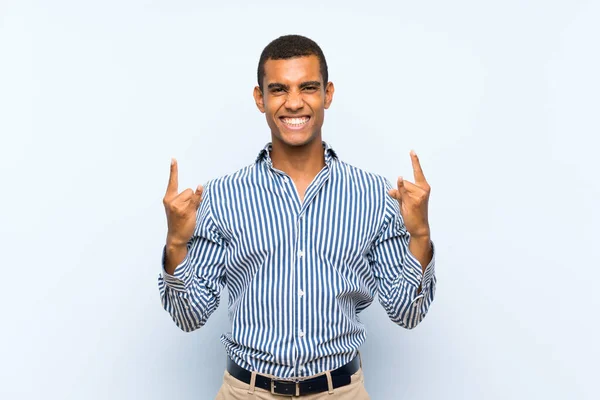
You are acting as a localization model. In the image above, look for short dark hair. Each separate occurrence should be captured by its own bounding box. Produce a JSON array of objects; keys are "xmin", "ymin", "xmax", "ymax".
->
[{"xmin": 257, "ymin": 34, "xmax": 328, "ymax": 91}]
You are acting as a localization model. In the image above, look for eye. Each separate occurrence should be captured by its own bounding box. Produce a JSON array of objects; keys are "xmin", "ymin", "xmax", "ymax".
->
[
  {"xmin": 270, "ymin": 88, "xmax": 285, "ymax": 95},
  {"xmin": 303, "ymin": 86, "xmax": 318, "ymax": 92}
]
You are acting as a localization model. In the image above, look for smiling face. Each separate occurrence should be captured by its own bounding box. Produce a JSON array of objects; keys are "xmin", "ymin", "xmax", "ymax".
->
[{"xmin": 253, "ymin": 55, "xmax": 334, "ymax": 148}]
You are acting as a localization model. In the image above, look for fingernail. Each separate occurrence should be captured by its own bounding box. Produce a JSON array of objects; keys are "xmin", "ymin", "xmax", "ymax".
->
[
  {"xmin": 171, "ymin": 158, "xmax": 175, "ymax": 165},
  {"xmin": 410, "ymin": 150, "xmax": 416, "ymax": 156}
]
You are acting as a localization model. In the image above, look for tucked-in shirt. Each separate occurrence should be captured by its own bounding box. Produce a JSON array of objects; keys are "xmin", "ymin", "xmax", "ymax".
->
[{"xmin": 158, "ymin": 142, "xmax": 436, "ymax": 379}]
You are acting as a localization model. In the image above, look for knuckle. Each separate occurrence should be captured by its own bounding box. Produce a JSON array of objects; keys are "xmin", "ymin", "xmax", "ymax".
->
[
  {"xmin": 167, "ymin": 199, "xmax": 182, "ymax": 212},
  {"xmin": 172, "ymin": 204, "xmax": 186, "ymax": 215}
]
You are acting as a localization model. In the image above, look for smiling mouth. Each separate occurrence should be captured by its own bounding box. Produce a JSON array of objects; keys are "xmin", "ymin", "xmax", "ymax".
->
[{"xmin": 280, "ymin": 116, "xmax": 310, "ymax": 129}]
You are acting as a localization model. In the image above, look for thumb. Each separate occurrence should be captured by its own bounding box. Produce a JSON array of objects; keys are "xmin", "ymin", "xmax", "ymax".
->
[{"xmin": 388, "ymin": 188, "xmax": 402, "ymax": 203}]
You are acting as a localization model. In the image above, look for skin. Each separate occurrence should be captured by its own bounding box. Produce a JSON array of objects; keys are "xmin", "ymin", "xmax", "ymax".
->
[
  {"xmin": 162, "ymin": 158, "xmax": 203, "ymax": 275},
  {"xmin": 163, "ymin": 55, "xmax": 432, "ymax": 285}
]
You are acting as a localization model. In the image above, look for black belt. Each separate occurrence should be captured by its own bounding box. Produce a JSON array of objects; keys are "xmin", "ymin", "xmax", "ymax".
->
[{"xmin": 226, "ymin": 355, "xmax": 360, "ymax": 397}]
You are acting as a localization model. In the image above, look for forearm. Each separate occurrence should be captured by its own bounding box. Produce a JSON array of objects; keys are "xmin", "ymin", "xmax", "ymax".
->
[
  {"xmin": 159, "ymin": 278, "xmax": 218, "ymax": 332},
  {"xmin": 164, "ymin": 241, "xmax": 188, "ymax": 275},
  {"xmin": 409, "ymin": 234, "xmax": 433, "ymax": 294},
  {"xmin": 159, "ymin": 241, "xmax": 222, "ymax": 332}
]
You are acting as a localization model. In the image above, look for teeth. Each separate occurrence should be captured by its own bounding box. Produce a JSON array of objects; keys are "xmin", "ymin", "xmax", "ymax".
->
[{"xmin": 282, "ymin": 117, "xmax": 309, "ymax": 125}]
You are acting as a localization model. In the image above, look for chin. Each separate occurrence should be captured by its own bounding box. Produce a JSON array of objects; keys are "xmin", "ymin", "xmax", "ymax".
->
[{"xmin": 275, "ymin": 131, "xmax": 318, "ymax": 147}]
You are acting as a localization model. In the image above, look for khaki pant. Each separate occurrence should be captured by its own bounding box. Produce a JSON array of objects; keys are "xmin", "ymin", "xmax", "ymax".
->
[{"xmin": 214, "ymin": 368, "xmax": 370, "ymax": 399}]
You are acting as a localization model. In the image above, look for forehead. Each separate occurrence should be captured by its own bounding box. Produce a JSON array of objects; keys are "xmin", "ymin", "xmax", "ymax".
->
[{"xmin": 263, "ymin": 55, "xmax": 322, "ymax": 85}]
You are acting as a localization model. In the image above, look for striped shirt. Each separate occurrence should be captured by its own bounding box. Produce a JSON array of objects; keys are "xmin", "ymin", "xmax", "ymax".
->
[{"xmin": 158, "ymin": 142, "xmax": 436, "ymax": 379}]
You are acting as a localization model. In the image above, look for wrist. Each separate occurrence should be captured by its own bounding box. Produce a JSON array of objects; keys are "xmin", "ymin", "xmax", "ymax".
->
[
  {"xmin": 166, "ymin": 235, "xmax": 189, "ymax": 249},
  {"xmin": 164, "ymin": 241, "xmax": 189, "ymax": 276},
  {"xmin": 407, "ymin": 222, "xmax": 430, "ymax": 240},
  {"xmin": 409, "ymin": 233, "xmax": 431, "ymax": 244}
]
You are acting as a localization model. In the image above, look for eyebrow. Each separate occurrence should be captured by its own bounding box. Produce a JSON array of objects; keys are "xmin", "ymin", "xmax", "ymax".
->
[
  {"xmin": 299, "ymin": 81, "xmax": 321, "ymax": 89},
  {"xmin": 267, "ymin": 83, "xmax": 289, "ymax": 91},
  {"xmin": 267, "ymin": 81, "xmax": 322, "ymax": 91}
]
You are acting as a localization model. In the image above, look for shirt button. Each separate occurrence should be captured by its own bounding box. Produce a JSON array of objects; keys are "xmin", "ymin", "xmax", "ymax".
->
[
  {"xmin": 299, "ymin": 289, "xmax": 305, "ymax": 297},
  {"xmin": 297, "ymin": 250, "xmax": 305, "ymax": 258},
  {"xmin": 299, "ymin": 330, "xmax": 305, "ymax": 338},
  {"xmin": 299, "ymin": 365, "xmax": 305, "ymax": 372}
]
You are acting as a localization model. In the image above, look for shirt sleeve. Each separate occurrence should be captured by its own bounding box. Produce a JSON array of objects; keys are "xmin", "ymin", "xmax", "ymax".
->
[
  {"xmin": 369, "ymin": 179, "xmax": 437, "ymax": 329},
  {"xmin": 157, "ymin": 182, "xmax": 227, "ymax": 332}
]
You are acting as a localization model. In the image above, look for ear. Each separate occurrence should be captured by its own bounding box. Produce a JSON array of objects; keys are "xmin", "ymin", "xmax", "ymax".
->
[
  {"xmin": 253, "ymin": 86, "xmax": 265, "ymax": 113},
  {"xmin": 324, "ymin": 82, "xmax": 335, "ymax": 109}
]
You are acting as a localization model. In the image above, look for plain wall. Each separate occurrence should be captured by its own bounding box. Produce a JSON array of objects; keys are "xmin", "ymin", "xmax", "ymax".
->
[{"xmin": 1, "ymin": 0, "xmax": 598, "ymax": 399}]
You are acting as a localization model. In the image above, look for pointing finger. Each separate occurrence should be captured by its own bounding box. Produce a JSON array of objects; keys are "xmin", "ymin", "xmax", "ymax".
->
[
  {"xmin": 166, "ymin": 158, "xmax": 179, "ymax": 197},
  {"xmin": 410, "ymin": 150, "xmax": 427, "ymax": 186}
]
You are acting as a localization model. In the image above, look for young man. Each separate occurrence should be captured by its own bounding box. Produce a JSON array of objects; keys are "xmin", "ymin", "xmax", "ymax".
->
[{"xmin": 158, "ymin": 35, "xmax": 436, "ymax": 399}]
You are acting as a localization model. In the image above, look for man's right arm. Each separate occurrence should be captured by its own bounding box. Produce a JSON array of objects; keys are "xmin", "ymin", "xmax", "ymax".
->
[
  {"xmin": 157, "ymin": 221, "xmax": 227, "ymax": 332},
  {"xmin": 158, "ymin": 159, "xmax": 226, "ymax": 332}
]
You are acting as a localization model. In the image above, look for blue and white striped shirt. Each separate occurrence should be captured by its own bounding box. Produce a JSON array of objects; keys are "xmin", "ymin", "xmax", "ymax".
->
[{"xmin": 158, "ymin": 142, "xmax": 436, "ymax": 379}]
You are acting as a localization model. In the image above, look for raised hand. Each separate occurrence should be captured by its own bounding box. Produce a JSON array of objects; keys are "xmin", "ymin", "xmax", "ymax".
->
[
  {"xmin": 388, "ymin": 150, "xmax": 431, "ymax": 238},
  {"xmin": 162, "ymin": 158, "xmax": 203, "ymax": 247}
]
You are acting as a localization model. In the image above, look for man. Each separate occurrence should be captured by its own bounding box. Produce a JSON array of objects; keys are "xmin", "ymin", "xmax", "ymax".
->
[{"xmin": 158, "ymin": 35, "xmax": 436, "ymax": 399}]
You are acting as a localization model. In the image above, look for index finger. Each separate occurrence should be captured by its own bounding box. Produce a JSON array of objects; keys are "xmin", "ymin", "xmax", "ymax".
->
[
  {"xmin": 410, "ymin": 150, "xmax": 427, "ymax": 185},
  {"xmin": 166, "ymin": 158, "xmax": 179, "ymax": 195}
]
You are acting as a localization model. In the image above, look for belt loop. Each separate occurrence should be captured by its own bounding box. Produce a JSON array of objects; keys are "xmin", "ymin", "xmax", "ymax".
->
[
  {"xmin": 247, "ymin": 371, "xmax": 257, "ymax": 394},
  {"xmin": 325, "ymin": 370, "xmax": 334, "ymax": 394}
]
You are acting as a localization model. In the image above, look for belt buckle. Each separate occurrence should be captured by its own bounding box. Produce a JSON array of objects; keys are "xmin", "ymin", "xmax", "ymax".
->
[{"xmin": 270, "ymin": 380, "xmax": 300, "ymax": 397}]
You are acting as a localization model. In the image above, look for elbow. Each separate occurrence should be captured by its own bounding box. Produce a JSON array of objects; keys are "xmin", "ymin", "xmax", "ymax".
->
[
  {"xmin": 389, "ymin": 312, "xmax": 425, "ymax": 330},
  {"xmin": 387, "ymin": 298, "xmax": 430, "ymax": 330},
  {"xmin": 173, "ymin": 317, "xmax": 204, "ymax": 333},
  {"xmin": 160, "ymin": 286, "xmax": 218, "ymax": 333},
  {"xmin": 171, "ymin": 304, "xmax": 212, "ymax": 333},
  {"xmin": 397, "ymin": 312, "xmax": 427, "ymax": 330},
  {"xmin": 171, "ymin": 304, "xmax": 209, "ymax": 332},
  {"xmin": 382, "ymin": 278, "xmax": 436, "ymax": 329}
]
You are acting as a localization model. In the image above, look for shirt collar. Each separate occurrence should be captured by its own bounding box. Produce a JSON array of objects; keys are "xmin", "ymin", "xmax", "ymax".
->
[{"xmin": 256, "ymin": 141, "xmax": 338, "ymax": 168}]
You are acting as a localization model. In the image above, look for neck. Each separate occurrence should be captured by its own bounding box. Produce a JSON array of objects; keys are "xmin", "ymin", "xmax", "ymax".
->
[{"xmin": 270, "ymin": 136, "xmax": 326, "ymax": 181}]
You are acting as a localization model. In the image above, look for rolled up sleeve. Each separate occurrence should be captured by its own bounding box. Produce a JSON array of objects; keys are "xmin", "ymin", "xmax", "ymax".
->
[
  {"xmin": 369, "ymin": 181, "xmax": 437, "ymax": 329},
  {"xmin": 157, "ymin": 182, "xmax": 227, "ymax": 332}
]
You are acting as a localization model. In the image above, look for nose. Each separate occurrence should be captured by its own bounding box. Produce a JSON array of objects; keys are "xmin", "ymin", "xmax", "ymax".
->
[{"xmin": 285, "ymin": 90, "xmax": 304, "ymax": 111}]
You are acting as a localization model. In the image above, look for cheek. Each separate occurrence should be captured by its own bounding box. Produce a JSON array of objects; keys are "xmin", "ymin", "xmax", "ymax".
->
[
  {"xmin": 265, "ymin": 97, "xmax": 284, "ymax": 113},
  {"xmin": 308, "ymin": 96, "xmax": 325, "ymax": 111}
]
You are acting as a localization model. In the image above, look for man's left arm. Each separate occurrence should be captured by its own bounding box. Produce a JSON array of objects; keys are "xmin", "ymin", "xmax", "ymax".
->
[
  {"xmin": 371, "ymin": 150, "xmax": 437, "ymax": 329},
  {"xmin": 389, "ymin": 150, "xmax": 435, "ymax": 297},
  {"xmin": 370, "ymin": 203, "xmax": 437, "ymax": 329}
]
